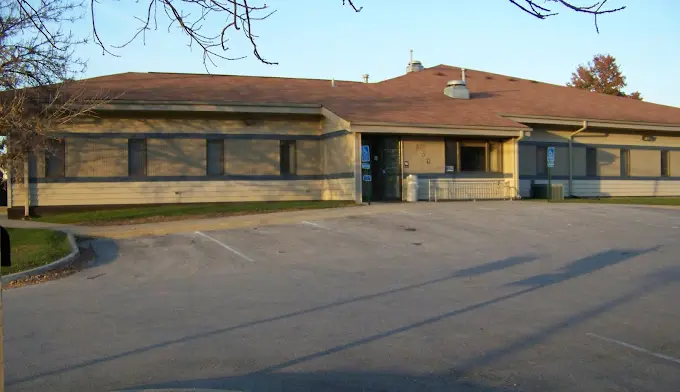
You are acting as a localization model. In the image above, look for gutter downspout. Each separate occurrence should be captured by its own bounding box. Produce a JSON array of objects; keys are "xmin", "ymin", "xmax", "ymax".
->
[
  {"xmin": 568, "ymin": 120, "xmax": 588, "ymax": 197},
  {"xmin": 514, "ymin": 130, "xmax": 527, "ymax": 199}
]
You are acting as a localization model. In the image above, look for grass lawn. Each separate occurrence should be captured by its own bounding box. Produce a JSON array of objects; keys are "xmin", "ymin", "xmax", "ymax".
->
[
  {"xmin": 3, "ymin": 228, "xmax": 72, "ymax": 275},
  {"xmin": 529, "ymin": 197, "xmax": 680, "ymax": 206},
  {"xmin": 33, "ymin": 200, "xmax": 357, "ymax": 226}
]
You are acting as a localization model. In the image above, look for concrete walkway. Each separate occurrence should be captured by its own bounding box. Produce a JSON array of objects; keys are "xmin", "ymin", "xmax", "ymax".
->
[{"xmin": 0, "ymin": 203, "xmax": 418, "ymax": 239}]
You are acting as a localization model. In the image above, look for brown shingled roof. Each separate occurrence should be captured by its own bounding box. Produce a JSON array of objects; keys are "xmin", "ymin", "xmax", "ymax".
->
[{"xmin": 76, "ymin": 65, "xmax": 680, "ymax": 129}]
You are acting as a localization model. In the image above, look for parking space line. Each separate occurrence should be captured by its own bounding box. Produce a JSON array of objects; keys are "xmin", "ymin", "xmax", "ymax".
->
[
  {"xmin": 586, "ymin": 333, "xmax": 680, "ymax": 365},
  {"xmin": 301, "ymin": 221, "xmax": 328, "ymax": 229},
  {"xmin": 194, "ymin": 231, "xmax": 254, "ymax": 262}
]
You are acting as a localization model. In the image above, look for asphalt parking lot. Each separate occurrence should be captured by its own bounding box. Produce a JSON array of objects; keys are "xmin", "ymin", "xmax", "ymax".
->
[{"xmin": 4, "ymin": 202, "xmax": 680, "ymax": 392}]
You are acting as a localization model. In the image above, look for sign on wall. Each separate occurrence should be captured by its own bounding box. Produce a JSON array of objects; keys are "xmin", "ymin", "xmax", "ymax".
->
[
  {"xmin": 361, "ymin": 145, "xmax": 370, "ymax": 162},
  {"xmin": 547, "ymin": 146, "xmax": 555, "ymax": 168}
]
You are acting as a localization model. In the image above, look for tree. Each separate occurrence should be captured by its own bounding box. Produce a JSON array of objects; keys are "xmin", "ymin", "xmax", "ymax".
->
[
  {"xmin": 0, "ymin": 0, "xmax": 104, "ymax": 184},
  {"xmin": 568, "ymin": 54, "xmax": 642, "ymax": 100},
  {"xmin": 86, "ymin": 0, "xmax": 625, "ymax": 67}
]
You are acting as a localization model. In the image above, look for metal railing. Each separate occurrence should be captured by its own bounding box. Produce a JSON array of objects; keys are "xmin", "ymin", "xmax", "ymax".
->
[{"xmin": 423, "ymin": 179, "xmax": 514, "ymax": 201}]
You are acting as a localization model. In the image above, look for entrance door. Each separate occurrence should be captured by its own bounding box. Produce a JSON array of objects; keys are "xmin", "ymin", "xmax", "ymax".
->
[{"xmin": 362, "ymin": 136, "xmax": 402, "ymax": 201}]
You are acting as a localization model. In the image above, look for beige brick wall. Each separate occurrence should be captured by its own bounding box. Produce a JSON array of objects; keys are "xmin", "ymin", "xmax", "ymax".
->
[
  {"xmin": 519, "ymin": 144, "xmax": 536, "ymax": 176},
  {"xmin": 630, "ymin": 150, "xmax": 661, "ymax": 177},
  {"xmin": 597, "ymin": 148, "xmax": 621, "ymax": 176},
  {"xmin": 148, "ymin": 139, "xmax": 206, "ymax": 176},
  {"xmin": 572, "ymin": 147, "xmax": 586, "ymax": 176},
  {"xmin": 670, "ymin": 151, "xmax": 680, "ymax": 177},
  {"xmin": 296, "ymin": 140, "xmax": 322, "ymax": 175},
  {"xmin": 402, "ymin": 137, "xmax": 445, "ymax": 174},
  {"xmin": 323, "ymin": 134, "xmax": 354, "ymax": 174},
  {"xmin": 225, "ymin": 139, "xmax": 279, "ymax": 175},
  {"xmin": 66, "ymin": 138, "xmax": 128, "ymax": 177},
  {"xmin": 63, "ymin": 114, "xmax": 321, "ymax": 135}
]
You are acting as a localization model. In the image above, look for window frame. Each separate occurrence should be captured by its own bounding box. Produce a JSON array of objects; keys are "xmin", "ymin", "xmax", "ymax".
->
[
  {"xmin": 620, "ymin": 148, "xmax": 630, "ymax": 177},
  {"xmin": 585, "ymin": 147, "xmax": 597, "ymax": 177},
  {"xmin": 536, "ymin": 146, "xmax": 547, "ymax": 176},
  {"xmin": 661, "ymin": 150, "xmax": 670, "ymax": 177},
  {"xmin": 44, "ymin": 139, "xmax": 66, "ymax": 178},
  {"xmin": 280, "ymin": 140, "xmax": 297, "ymax": 176},
  {"xmin": 206, "ymin": 139, "xmax": 225, "ymax": 176},
  {"xmin": 128, "ymin": 138, "xmax": 147, "ymax": 177}
]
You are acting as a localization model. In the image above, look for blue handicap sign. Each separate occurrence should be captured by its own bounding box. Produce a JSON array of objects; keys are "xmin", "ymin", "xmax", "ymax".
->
[
  {"xmin": 547, "ymin": 146, "xmax": 555, "ymax": 161},
  {"xmin": 361, "ymin": 145, "xmax": 370, "ymax": 162},
  {"xmin": 362, "ymin": 174, "xmax": 372, "ymax": 182}
]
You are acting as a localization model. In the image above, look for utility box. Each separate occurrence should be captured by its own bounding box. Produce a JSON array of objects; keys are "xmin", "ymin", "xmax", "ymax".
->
[
  {"xmin": 531, "ymin": 183, "xmax": 564, "ymax": 201},
  {"xmin": 406, "ymin": 175, "xmax": 419, "ymax": 202},
  {"xmin": 550, "ymin": 184, "xmax": 565, "ymax": 201}
]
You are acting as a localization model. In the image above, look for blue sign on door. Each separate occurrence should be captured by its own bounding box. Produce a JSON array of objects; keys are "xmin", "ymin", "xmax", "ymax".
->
[
  {"xmin": 361, "ymin": 145, "xmax": 370, "ymax": 162},
  {"xmin": 362, "ymin": 174, "xmax": 372, "ymax": 182}
]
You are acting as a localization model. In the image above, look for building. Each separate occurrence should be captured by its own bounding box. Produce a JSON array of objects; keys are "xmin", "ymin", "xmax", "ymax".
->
[{"xmin": 8, "ymin": 62, "xmax": 680, "ymax": 217}]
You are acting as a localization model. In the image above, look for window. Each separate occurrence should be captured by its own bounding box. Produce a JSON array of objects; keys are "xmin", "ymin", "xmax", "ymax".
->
[
  {"xmin": 128, "ymin": 139, "xmax": 147, "ymax": 177},
  {"xmin": 488, "ymin": 141, "xmax": 502, "ymax": 173},
  {"xmin": 206, "ymin": 140, "xmax": 224, "ymax": 176},
  {"xmin": 460, "ymin": 144, "xmax": 486, "ymax": 172},
  {"xmin": 536, "ymin": 146, "xmax": 547, "ymax": 175},
  {"xmin": 620, "ymin": 149, "xmax": 630, "ymax": 177},
  {"xmin": 661, "ymin": 150, "xmax": 670, "ymax": 177},
  {"xmin": 586, "ymin": 147, "xmax": 597, "ymax": 177},
  {"xmin": 45, "ymin": 139, "xmax": 65, "ymax": 178},
  {"xmin": 280, "ymin": 140, "xmax": 296, "ymax": 175},
  {"xmin": 445, "ymin": 140, "xmax": 457, "ymax": 172}
]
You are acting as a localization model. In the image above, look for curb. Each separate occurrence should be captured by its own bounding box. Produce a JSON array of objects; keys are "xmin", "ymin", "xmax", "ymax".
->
[{"xmin": 2, "ymin": 231, "xmax": 80, "ymax": 285}]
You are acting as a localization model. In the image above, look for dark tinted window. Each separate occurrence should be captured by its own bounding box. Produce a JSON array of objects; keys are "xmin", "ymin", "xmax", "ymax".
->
[
  {"xmin": 45, "ymin": 139, "xmax": 65, "ymax": 178},
  {"xmin": 536, "ymin": 146, "xmax": 547, "ymax": 175},
  {"xmin": 128, "ymin": 139, "xmax": 147, "ymax": 177},
  {"xmin": 586, "ymin": 147, "xmax": 597, "ymax": 177},
  {"xmin": 280, "ymin": 140, "xmax": 296, "ymax": 175},
  {"xmin": 206, "ymin": 140, "xmax": 224, "ymax": 176}
]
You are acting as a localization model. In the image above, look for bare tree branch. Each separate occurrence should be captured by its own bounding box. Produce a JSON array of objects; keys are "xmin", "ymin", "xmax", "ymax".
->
[{"xmin": 509, "ymin": 0, "xmax": 625, "ymax": 32}]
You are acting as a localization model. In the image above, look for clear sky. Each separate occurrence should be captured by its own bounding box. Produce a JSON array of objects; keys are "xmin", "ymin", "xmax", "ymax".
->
[{"xmin": 75, "ymin": 0, "xmax": 679, "ymax": 107}]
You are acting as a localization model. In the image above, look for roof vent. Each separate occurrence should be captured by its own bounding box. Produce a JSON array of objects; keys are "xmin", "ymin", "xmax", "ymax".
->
[
  {"xmin": 406, "ymin": 49, "xmax": 424, "ymax": 73},
  {"xmin": 444, "ymin": 79, "xmax": 470, "ymax": 99}
]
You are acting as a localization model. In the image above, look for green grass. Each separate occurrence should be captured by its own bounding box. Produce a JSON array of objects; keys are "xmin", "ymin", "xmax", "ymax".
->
[
  {"xmin": 528, "ymin": 197, "xmax": 680, "ymax": 206},
  {"xmin": 33, "ymin": 200, "xmax": 356, "ymax": 226},
  {"xmin": 3, "ymin": 228, "xmax": 72, "ymax": 275}
]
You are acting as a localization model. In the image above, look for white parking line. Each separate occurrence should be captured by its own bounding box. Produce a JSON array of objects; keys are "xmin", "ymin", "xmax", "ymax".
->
[
  {"xmin": 194, "ymin": 231, "xmax": 254, "ymax": 262},
  {"xmin": 301, "ymin": 221, "xmax": 328, "ymax": 229},
  {"xmin": 586, "ymin": 333, "xmax": 680, "ymax": 365}
]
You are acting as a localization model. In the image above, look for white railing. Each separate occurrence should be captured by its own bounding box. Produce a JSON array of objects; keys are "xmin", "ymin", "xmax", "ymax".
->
[{"xmin": 421, "ymin": 179, "xmax": 513, "ymax": 201}]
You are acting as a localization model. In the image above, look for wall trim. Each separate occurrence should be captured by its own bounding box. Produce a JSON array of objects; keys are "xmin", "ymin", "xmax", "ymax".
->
[
  {"xmin": 520, "ymin": 175, "xmax": 680, "ymax": 181},
  {"xmin": 29, "ymin": 172, "xmax": 355, "ymax": 184},
  {"xmin": 53, "ymin": 130, "xmax": 351, "ymax": 141},
  {"xmin": 501, "ymin": 114, "xmax": 680, "ymax": 132},
  {"xmin": 519, "ymin": 140, "xmax": 680, "ymax": 151}
]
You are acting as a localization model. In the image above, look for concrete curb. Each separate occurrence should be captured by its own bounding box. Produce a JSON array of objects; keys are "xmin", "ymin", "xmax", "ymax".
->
[{"xmin": 2, "ymin": 230, "xmax": 80, "ymax": 285}]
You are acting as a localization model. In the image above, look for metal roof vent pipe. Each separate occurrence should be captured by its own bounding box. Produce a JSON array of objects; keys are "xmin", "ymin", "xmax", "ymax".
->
[
  {"xmin": 406, "ymin": 49, "xmax": 424, "ymax": 73},
  {"xmin": 444, "ymin": 80, "xmax": 470, "ymax": 99}
]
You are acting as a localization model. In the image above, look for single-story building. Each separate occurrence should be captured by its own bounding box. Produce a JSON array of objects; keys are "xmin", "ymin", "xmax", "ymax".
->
[{"xmin": 8, "ymin": 61, "xmax": 680, "ymax": 217}]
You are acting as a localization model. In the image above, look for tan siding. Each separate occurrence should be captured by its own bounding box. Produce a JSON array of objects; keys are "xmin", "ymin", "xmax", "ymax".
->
[
  {"xmin": 402, "ymin": 137, "xmax": 445, "ymax": 174},
  {"xmin": 296, "ymin": 140, "xmax": 322, "ymax": 175},
  {"xmin": 66, "ymin": 138, "xmax": 128, "ymax": 177},
  {"xmin": 571, "ymin": 180, "xmax": 680, "ymax": 197},
  {"xmin": 323, "ymin": 134, "xmax": 354, "ymax": 174},
  {"xmin": 597, "ymin": 148, "xmax": 620, "ymax": 176},
  {"xmin": 148, "ymin": 139, "xmax": 206, "ymax": 176},
  {"xmin": 225, "ymin": 139, "xmax": 279, "ymax": 175},
  {"xmin": 63, "ymin": 115, "xmax": 321, "ymax": 136},
  {"xmin": 670, "ymin": 151, "xmax": 680, "ymax": 176},
  {"xmin": 572, "ymin": 147, "xmax": 586, "ymax": 177},
  {"xmin": 630, "ymin": 150, "xmax": 661, "ymax": 177},
  {"xmin": 20, "ymin": 179, "xmax": 354, "ymax": 206},
  {"xmin": 519, "ymin": 144, "xmax": 536, "ymax": 176}
]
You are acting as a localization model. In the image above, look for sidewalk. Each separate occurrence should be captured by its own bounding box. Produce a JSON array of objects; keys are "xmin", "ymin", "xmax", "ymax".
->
[{"xmin": 0, "ymin": 203, "xmax": 407, "ymax": 239}]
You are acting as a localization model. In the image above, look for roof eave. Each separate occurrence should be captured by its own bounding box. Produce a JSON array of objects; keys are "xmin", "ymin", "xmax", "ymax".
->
[
  {"xmin": 84, "ymin": 100, "xmax": 323, "ymax": 115},
  {"xmin": 501, "ymin": 114, "xmax": 680, "ymax": 133}
]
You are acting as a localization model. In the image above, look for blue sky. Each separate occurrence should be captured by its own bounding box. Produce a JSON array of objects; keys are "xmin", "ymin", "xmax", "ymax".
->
[{"xmin": 76, "ymin": 0, "xmax": 679, "ymax": 107}]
